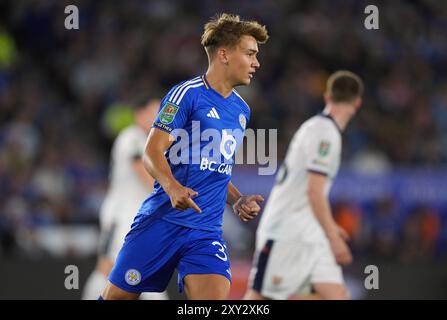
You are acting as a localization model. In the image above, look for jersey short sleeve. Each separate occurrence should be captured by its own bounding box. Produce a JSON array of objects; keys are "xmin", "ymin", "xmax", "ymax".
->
[
  {"xmin": 116, "ymin": 127, "xmax": 145, "ymax": 161},
  {"xmin": 128, "ymin": 130, "xmax": 146, "ymax": 160},
  {"xmin": 303, "ymin": 124, "xmax": 340, "ymax": 176},
  {"xmin": 152, "ymin": 82, "xmax": 196, "ymax": 138}
]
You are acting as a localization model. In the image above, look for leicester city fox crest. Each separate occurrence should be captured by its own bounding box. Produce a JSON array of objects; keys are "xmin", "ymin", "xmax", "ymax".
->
[
  {"xmin": 125, "ymin": 269, "xmax": 141, "ymax": 286},
  {"xmin": 239, "ymin": 113, "xmax": 246, "ymax": 129}
]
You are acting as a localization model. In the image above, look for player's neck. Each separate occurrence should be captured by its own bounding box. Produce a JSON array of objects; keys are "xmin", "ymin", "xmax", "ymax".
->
[
  {"xmin": 205, "ymin": 69, "xmax": 233, "ymax": 98},
  {"xmin": 323, "ymin": 105, "xmax": 352, "ymax": 132}
]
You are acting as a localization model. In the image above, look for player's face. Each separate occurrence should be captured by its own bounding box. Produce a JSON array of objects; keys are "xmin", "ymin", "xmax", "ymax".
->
[{"xmin": 227, "ymin": 35, "xmax": 260, "ymax": 86}]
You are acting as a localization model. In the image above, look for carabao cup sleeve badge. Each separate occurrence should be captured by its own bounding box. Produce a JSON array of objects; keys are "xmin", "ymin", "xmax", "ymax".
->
[
  {"xmin": 318, "ymin": 140, "xmax": 331, "ymax": 157},
  {"xmin": 160, "ymin": 102, "xmax": 179, "ymax": 124}
]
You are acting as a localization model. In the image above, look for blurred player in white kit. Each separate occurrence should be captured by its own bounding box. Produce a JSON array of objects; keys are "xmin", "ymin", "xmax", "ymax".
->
[
  {"xmin": 82, "ymin": 96, "xmax": 168, "ymax": 300},
  {"xmin": 245, "ymin": 71, "xmax": 364, "ymax": 300}
]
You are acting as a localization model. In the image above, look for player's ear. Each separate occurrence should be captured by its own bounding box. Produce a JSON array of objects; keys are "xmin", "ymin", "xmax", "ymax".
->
[
  {"xmin": 217, "ymin": 47, "xmax": 230, "ymax": 65},
  {"xmin": 354, "ymin": 96, "xmax": 362, "ymax": 110},
  {"xmin": 324, "ymin": 92, "xmax": 331, "ymax": 104}
]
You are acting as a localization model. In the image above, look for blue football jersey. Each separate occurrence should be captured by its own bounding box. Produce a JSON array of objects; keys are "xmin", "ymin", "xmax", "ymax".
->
[{"xmin": 138, "ymin": 75, "xmax": 250, "ymax": 232}]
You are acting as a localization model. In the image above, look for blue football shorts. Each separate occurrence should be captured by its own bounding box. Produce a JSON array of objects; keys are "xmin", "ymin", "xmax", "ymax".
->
[{"xmin": 108, "ymin": 213, "xmax": 232, "ymax": 293}]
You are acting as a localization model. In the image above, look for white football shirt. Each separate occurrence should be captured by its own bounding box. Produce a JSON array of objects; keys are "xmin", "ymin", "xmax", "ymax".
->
[
  {"xmin": 99, "ymin": 125, "xmax": 149, "ymax": 231},
  {"xmin": 256, "ymin": 113, "xmax": 342, "ymax": 243}
]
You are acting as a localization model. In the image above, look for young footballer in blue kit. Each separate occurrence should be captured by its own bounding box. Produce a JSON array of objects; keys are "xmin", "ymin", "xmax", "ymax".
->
[{"xmin": 101, "ymin": 13, "xmax": 269, "ymax": 300}]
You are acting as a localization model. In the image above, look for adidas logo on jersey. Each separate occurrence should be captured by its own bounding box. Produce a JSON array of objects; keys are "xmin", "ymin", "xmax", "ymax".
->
[{"xmin": 207, "ymin": 107, "xmax": 220, "ymax": 119}]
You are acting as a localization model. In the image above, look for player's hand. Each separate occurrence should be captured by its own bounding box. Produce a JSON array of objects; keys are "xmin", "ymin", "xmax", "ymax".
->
[
  {"xmin": 233, "ymin": 195, "xmax": 264, "ymax": 222},
  {"xmin": 329, "ymin": 235, "xmax": 353, "ymax": 266},
  {"xmin": 166, "ymin": 182, "xmax": 202, "ymax": 213}
]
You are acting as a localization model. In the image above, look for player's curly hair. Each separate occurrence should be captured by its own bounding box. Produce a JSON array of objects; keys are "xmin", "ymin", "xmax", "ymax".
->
[{"xmin": 201, "ymin": 13, "xmax": 269, "ymax": 56}]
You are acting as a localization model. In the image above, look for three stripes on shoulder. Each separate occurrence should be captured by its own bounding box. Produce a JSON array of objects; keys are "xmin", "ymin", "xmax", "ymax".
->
[{"xmin": 168, "ymin": 77, "xmax": 203, "ymax": 105}]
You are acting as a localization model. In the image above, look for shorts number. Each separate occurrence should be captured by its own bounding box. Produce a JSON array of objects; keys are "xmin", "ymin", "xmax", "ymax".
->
[{"xmin": 212, "ymin": 241, "xmax": 228, "ymax": 261}]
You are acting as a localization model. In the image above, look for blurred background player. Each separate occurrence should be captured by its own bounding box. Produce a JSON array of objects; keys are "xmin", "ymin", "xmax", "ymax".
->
[
  {"xmin": 245, "ymin": 71, "xmax": 363, "ymax": 300},
  {"xmin": 82, "ymin": 96, "xmax": 168, "ymax": 300}
]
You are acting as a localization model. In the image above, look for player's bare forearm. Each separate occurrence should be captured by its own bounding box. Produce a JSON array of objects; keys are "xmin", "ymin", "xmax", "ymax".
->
[
  {"xmin": 307, "ymin": 172, "xmax": 352, "ymax": 265},
  {"xmin": 307, "ymin": 173, "xmax": 338, "ymax": 239},
  {"xmin": 143, "ymin": 146, "xmax": 179, "ymax": 193},
  {"xmin": 226, "ymin": 181, "xmax": 242, "ymax": 206},
  {"xmin": 143, "ymin": 128, "xmax": 201, "ymax": 213},
  {"xmin": 133, "ymin": 159, "xmax": 155, "ymax": 191},
  {"xmin": 308, "ymin": 189, "xmax": 338, "ymax": 238},
  {"xmin": 142, "ymin": 128, "xmax": 181, "ymax": 193}
]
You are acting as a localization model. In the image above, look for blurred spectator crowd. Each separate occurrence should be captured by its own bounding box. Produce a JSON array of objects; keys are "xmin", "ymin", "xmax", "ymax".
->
[{"xmin": 0, "ymin": 0, "xmax": 446, "ymax": 261}]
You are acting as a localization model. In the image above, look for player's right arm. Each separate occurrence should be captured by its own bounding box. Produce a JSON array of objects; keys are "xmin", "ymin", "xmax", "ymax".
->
[
  {"xmin": 142, "ymin": 128, "xmax": 201, "ymax": 213},
  {"xmin": 303, "ymin": 124, "xmax": 351, "ymax": 266},
  {"xmin": 307, "ymin": 172, "xmax": 352, "ymax": 265},
  {"xmin": 143, "ymin": 82, "xmax": 203, "ymax": 213}
]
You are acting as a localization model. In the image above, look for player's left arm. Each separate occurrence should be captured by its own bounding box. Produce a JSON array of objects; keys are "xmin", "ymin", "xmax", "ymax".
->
[
  {"xmin": 227, "ymin": 181, "xmax": 243, "ymax": 206},
  {"xmin": 227, "ymin": 181, "xmax": 264, "ymax": 222}
]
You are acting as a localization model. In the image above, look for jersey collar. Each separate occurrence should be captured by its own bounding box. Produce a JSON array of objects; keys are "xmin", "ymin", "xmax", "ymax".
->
[
  {"xmin": 319, "ymin": 112, "xmax": 342, "ymax": 134},
  {"xmin": 202, "ymin": 74, "xmax": 235, "ymax": 104},
  {"xmin": 201, "ymin": 74, "xmax": 210, "ymax": 90}
]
